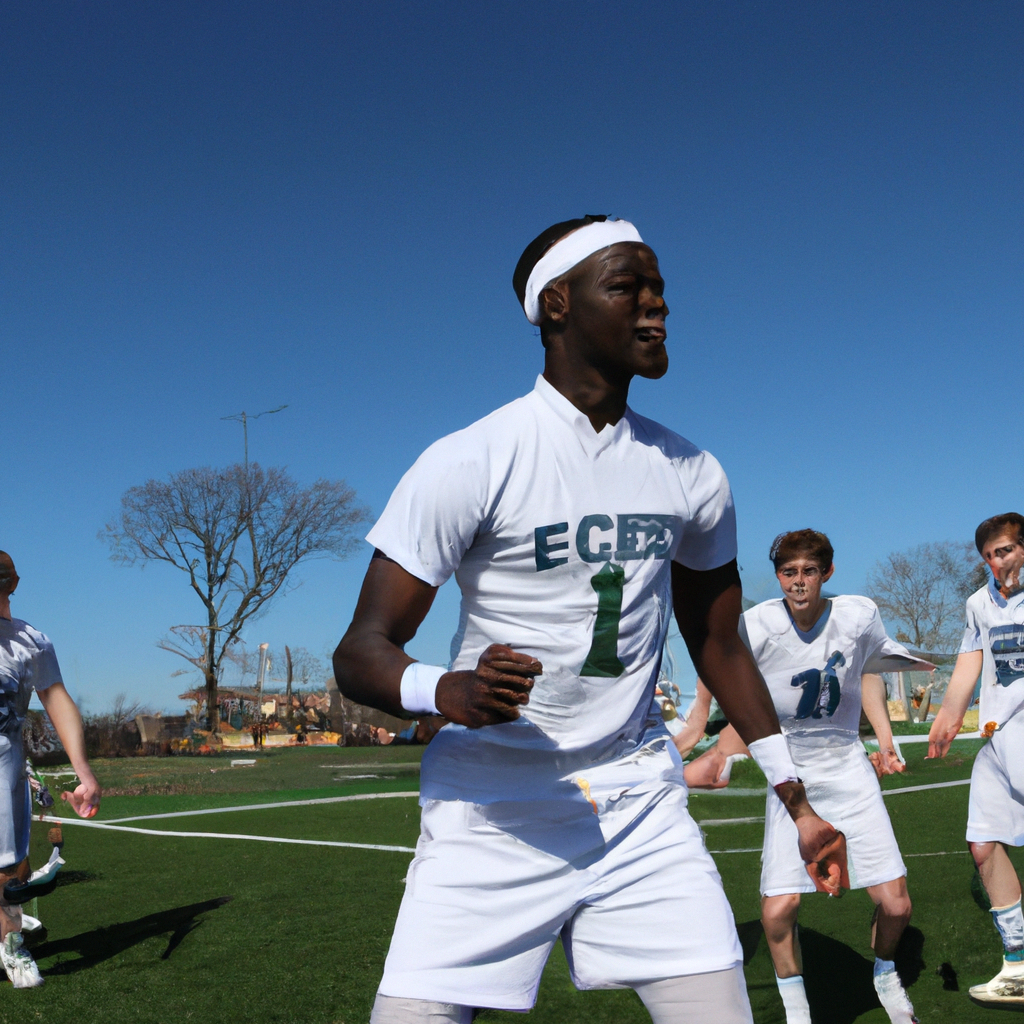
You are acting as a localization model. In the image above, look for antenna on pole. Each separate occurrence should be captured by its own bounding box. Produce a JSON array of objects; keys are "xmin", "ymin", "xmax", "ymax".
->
[{"xmin": 221, "ymin": 405, "xmax": 288, "ymax": 470}]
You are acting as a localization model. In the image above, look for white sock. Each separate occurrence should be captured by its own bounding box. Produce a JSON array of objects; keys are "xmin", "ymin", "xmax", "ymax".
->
[
  {"xmin": 992, "ymin": 899, "xmax": 1024, "ymax": 960},
  {"xmin": 776, "ymin": 975, "xmax": 811, "ymax": 1024},
  {"xmin": 873, "ymin": 959, "xmax": 916, "ymax": 1024}
]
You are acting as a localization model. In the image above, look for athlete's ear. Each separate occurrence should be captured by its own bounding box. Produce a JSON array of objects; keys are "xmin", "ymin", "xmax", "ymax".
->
[
  {"xmin": 539, "ymin": 281, "xmax": 569, "ymax": 324},
  {"xmin": 822, "ymin": 563, "xmax": 835, "ymax": 584}
]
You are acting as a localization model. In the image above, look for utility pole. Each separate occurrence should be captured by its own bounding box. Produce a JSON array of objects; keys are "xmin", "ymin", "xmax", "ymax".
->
[
  {"xmin": 221, "ymin": 405, "xmax": 288, "ymax": 470},
  {"xmin": 255, "ymin": 642, "xmax": 270, "ymax": 748}
]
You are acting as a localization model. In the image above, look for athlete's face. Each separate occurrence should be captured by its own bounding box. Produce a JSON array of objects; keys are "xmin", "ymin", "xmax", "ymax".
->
[
  {"xmin": 563, "ymin": 243, "xmax": 669, "ymax": 381},
  {"xmin": 0, "ymin": 553, "xmax": 17, "ymax": 597},
  {"xmin": 776, "ymin": 557, "xmax": 834, "ymax": 616},
  {"xmin": 981, "ymin": 530, "xmax": 1024, "ymax": 596}
]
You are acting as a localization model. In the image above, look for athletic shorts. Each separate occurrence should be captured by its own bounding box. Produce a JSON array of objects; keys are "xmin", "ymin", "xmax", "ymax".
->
[
  {"xmin": 967, "ymin": 711, "xmax": 1024, "ymax": 846},
  {"xmin": 0, "ymin": 733, "xmax": 30, "ymax": 869},
  {"xmin": 378, "ymin": 780, "xmax": 743, "ymax": 1010},
  {"xmin": 761, "ymin": 739, "xmax": 905, "ymax": 897}
]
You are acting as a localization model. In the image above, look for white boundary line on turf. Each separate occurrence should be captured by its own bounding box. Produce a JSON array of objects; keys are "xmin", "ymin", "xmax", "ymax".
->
[
  {"xmin": 883, "ymin": 778, "xmax": 972, "ymax": 796},
  {"xmin": 37, "ymin": 815, "xmax": 417, "ymax": 853},
  {"xmin": 100, "ymin": 790, "xmax": 420, "ymax": 823}
]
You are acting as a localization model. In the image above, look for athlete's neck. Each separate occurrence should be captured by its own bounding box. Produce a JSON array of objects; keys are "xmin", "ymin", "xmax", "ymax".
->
[
  {"xmin": 0, "ymin": 597, "xmax": 11, "ymax": 621},
  {"xmin": 785, "ymin": 596, "xmax": 829, "ymax": 633},
  {"xmin": 541, "ymin": 363, "xmax": 629, "ymax": 433}
]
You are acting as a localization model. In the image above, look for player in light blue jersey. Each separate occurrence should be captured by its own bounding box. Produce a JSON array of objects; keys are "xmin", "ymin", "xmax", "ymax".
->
[
  {"xmin": 0, "ymin": 551, "xmax": 101, "ymax": 988},
  {"xmin": 929, "ymin": 513, "xmax": 1024, "ymax": 1008}
]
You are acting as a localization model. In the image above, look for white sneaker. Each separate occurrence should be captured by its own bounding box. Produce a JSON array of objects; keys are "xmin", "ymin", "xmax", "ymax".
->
[
  {"xmin": 873, "ymin": 967, "xmax": 918, "ymax": 1024},
  {"xmin": 969, "ymin": 958, "xmax": 1024, "ymax": 1007},
  {"xmin": 20, "ymin": 915, "xmax": 42, "ymax": 933},
  {"xmin": 0, "ymin": 932, "xmax": 43, "ymax": 988}
]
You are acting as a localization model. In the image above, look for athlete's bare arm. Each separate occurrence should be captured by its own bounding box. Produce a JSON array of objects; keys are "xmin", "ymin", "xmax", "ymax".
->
[
  {"xmin": 672, "ymin": 559, "xmax": 839, "ymax": 867},
  {"xmin": 333, "ymin": 552, "xmax": 542, "ymax": 728},
  {"xmin": 927, "ymin": 649, "xmax": 983, "ymax": 758},
  {"xmin": 36, "ymin": 681, "xmax": 101, "ymax": 817},
  {"xmin": 670, "ymin": 678, "xmax": 712, "ymax": 759},
  {"xmin": 861, "ymin": 673, "xmax": 904, "ymax": 777}
]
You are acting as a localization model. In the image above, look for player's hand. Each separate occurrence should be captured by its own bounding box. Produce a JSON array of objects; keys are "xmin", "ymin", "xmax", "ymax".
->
[
  {"xmin": 61, "ymin": 774, "xmax": 101, "ymax": 818},
  {"xmin": 435, "ymin": 644, "xmax": 542, "ymax": 728},
  {"xmin": 682, "ymin": 745, "xmax": 730, "ymax": 789},
  {"xmin": 868, "ymin": 746, "xmax": 905, "ymax": 778},
  {"xmin": 803, "ymin": 828, "xmax": 850, "ymax": 896},
  {"xmin": 927, "ymin": 710, "xmax": 961, "ymax": 759}
]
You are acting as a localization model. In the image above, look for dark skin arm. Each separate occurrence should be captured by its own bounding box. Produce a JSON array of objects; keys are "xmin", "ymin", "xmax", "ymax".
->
[
  {"xmin": 333, "ymin": 552, "xmax": 542, "ymax": 728},
  {"xmin": 673, "ymin": 560, "xmax": 839, "ymax": 870}
]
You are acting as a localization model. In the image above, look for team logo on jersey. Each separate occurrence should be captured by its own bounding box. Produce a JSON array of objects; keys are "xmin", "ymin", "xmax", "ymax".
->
[
  {"xmin": 791, "ymin": 651, "xmax": 846, "ymax": 720},
  {"xmin": 990, "ymin": 624, "xmax": 1024, "ymax": 687},
  {"xmin": 534, "ymin": 515, "xmax": 681, "ymax": 571}
]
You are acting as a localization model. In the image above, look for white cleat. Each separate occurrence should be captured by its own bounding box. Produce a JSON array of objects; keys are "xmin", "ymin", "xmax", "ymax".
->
[
  {"xmin": 873, "ymin": 967, "xmax": 918, "ymax": 1024},
  {"xmin": 0, "ymin": 932, "xmax": 43, "ymax": 988},
  {"xmin": 20, "ymin": 914, "xmax": 42, "ymax": 933},
  {"xmin": 969, "ymin": 958, "xmax": 1024, "ymax": 1007}
]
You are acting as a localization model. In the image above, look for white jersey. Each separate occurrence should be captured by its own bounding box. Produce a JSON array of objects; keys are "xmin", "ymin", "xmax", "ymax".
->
[
  {"xmin": 368, "ymin": 374, "xmax": 737, "ymax": 803},
  {"xmin": 0, "ymin": 617, "xmax": 62, "ymax": 737},
  {"xmin": 740, "ymin": 596, "xmax": 924, "ymax": 745},
  {"xmin": 960, "ymin": 578, "xmax": 1024, "ymax": 728}
]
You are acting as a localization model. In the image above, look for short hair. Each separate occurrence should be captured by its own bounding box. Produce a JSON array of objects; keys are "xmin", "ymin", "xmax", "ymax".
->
[
  {"xmin": 769, "ymin": 530, "xmax": 834, "ymax": 571},
  {"xmin": 975, "ymin": 513, "xmax": 1024, "ymax": 554},
  {"xmin": 0, "ymin": 551, "xmax": 15, "ymax": 596},
  {"xmin": 512, "ymin": 214, "xmax": 609, "ymax": 308}
]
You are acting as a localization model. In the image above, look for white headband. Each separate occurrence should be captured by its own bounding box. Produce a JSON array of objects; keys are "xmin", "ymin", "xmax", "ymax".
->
[{"xmin": 523, "ymin": 219, "xmax": 644, "ymax": 325}]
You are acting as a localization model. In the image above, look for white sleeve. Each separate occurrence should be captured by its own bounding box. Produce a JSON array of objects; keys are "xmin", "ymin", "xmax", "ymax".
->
[
  {"xmin": 27, "ymin": 631, "xmax": 62, "ymax": 693},
  {"xmin": 365, "ymin": 434, "xmax": 488, "ymax": 588},
  {"xmin": 861, "ymin": 603, "xmax": 935, "ymax": 673},
  {"xmin": 959, "ymin": 600, "xmax": 983, "ymax": 654},
  {"xmin": 673, "ymin": 451, "xmax": 738, "ymax": 571}
]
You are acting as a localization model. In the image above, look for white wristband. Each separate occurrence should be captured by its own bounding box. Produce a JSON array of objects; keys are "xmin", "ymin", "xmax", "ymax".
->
[
  {"xmin": 747, "ymin": 733, "xmax": 800, "ymax": 788},
  {"xmin": 399, "ymin": 662, "xmax": 445, "ymax": 715}
]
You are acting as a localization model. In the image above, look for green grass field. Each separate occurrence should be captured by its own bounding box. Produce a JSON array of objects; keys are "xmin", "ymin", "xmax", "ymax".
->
[{"xmin": 4, "ymin": 739, "xmax": 1014, "ymax": 1023}]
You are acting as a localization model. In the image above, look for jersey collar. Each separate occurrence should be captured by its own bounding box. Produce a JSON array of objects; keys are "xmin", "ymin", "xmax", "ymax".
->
[
  {"xmin": 987, "ymin": 574, "xmax": 1024, "ymax": 610},
  {"xmin": 532, "ymin": 374, "xmax": 631, "ymax": 457}
]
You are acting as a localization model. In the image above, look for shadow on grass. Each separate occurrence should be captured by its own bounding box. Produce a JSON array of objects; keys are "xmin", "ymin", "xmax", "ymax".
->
[
  {"xmin": 737, "ymin": 920, "xmax": 925, "ymax": 1024},
  {"xmin": 34, "ymin": 896, "xmax": 233, "ymax": 974}
]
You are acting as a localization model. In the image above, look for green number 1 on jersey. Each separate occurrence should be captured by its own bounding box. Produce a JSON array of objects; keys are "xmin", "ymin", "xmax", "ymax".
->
[{"xmin": 581, "ymin": 562, "xmax": 626, "ymax": 677}]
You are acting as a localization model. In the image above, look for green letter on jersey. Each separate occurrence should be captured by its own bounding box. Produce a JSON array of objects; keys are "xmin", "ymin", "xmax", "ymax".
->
[{"xmin": 580, "ymin": 562, "xmax": 626, "ymax": 677}]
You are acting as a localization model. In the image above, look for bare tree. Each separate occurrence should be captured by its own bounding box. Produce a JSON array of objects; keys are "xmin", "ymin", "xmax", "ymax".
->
[
  {"xmin": 866, "ymin": 541, "xmax": 987, "ymax": 655},
  {"xmin": 102, "ymin": 463, "xmax": 370, "ymax": 731}
]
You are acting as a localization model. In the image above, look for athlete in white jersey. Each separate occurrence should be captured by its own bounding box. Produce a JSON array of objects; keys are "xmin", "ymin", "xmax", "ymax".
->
[
  {"xmin": 684, "ymin": 530, "xmax": 932, "ymax": 1024},
  {"xmin": 929, "ymin": 513, "xmax": 1024, "ymax": 1008},
  {"xmin": 334, "ymin": 217, "xmax": 845, "ymax": 1024},
  {"xmin": 0, "ymin": 551, "xmax": 101, "ymax": 988}
]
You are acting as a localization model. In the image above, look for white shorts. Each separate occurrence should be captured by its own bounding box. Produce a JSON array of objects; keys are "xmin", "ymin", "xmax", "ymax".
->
[
  {"xmin": 967, "ymin": 711, "xmax": 1024, "ymax": 846},
  {"xmin": 379, "ymin": 781, "xmax": 743, "ymax": 1010},
  {"xmin": 761, "ymin": 739, "xmax": 905, "ymax": 897},
  {"xmin": 0, "ymin": 734, "xmax": 30, "ymax": 870}
]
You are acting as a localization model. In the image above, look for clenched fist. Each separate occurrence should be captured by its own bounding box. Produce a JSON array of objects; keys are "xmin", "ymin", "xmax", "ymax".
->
[{"xmin": 435, "ymin": 644, "xmax": 542, "ymax": 728}]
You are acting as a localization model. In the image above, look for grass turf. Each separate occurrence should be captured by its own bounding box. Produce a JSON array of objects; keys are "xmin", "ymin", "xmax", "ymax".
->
[{"xmin": 5, "ymin": 738, "xmax": 1010, "ymax": 1023}]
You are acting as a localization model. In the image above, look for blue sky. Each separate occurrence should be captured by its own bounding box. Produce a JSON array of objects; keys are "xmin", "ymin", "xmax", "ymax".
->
[{"xmin": 3, "ymin": 1, "xmax": 1021, "ymax": 712}]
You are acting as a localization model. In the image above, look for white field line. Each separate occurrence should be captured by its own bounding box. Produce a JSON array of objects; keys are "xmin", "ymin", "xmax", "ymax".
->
[
  {"xmin": 865, "ymin": 732, "xmax": 981, "ymax": 747},
  {"xmin": 100, "ymin": 790, "xmax": 420, "ymax": 824},
  {"xmin": 707, "ymin": 847, "xmax": 970, "ymax": 857},
  {"xmin": 698, "ymin": 816, "xmax": 764, "ymax": 826},
  {"xmin": 37, "ymin": 815, "xmax": 416, "ymax": 853},
  {"xmin": 39, "ymin": 775, "xmax": 972, "ymax": 857}
]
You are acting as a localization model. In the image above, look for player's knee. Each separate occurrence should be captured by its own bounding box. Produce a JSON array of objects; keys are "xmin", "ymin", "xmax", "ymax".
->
[
  {"xmin": 970, "ymin": 841, "xmax": 997, "ymax": 869},
  {"xmin": 634, "ymin": 968, "xmax": 753, "ymax": 1024},
  {"xmin": 369, "ymin": 993, "xmax": 473, "ymax": 1023},
  {"xmin": 882, "ymin": 893, "xmax": 912, "ymax": 925},
  {"xmin": 761, "ymin": 893, "xmax": 800, "ymax": 930}
]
